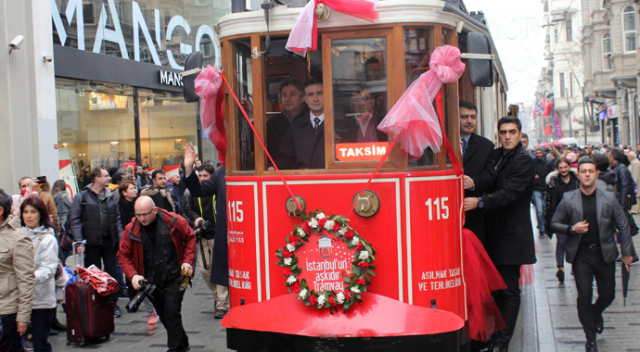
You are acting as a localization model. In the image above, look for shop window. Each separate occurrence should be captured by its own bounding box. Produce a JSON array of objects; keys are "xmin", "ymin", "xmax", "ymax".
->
[
  {"xmin": 404, "ymin": 27, "xmax": 436, "ymax": 167},
  {"xmin": 235, "ymin": 38, "xmax": 255, "ymax": 171},
  {"xmin": 55, "ymin": 78, "xmax": 136, "ymax": 194},
  {"xmin": 138, "ymin": 89, "xmax": 198, "ymax": 174},
  {"xmin": 330, "ymin": 37, "xmax": 389, "ymax": 163}
]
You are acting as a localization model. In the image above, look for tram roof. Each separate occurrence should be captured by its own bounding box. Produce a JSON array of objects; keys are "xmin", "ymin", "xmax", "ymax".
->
[{"xmin": 216, "ymin": 0, "xmax": 507, "ymax": 91}]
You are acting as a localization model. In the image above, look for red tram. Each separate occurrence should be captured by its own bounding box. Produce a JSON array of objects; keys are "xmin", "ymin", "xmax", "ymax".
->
[{"xmin": 207, "ymin": 1, "xmax": 509, "ymax": 350}]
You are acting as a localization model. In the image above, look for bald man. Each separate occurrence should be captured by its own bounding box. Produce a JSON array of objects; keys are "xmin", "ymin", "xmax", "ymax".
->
[{"xmin": 117, "ymin": 196, "xmax": 196, "ymax": 352}]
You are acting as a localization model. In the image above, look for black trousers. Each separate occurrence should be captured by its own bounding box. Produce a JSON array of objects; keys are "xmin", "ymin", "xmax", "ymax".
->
[
  {"xmin": 493, "ymin": 265, "xmax": 522, "ymax": 348},
  {"xmin": 0, "ymin": 313, "xmax": 17, "ymax": 352},
  {"xmin": 573, "ymin": 247, "xmax": 616, "ymax": 341},
  {"xmin": 149, "ymin": 288, "xmax": 189, "ymax": 352},
  {"xmin": 85, "ymin": 240, "xmax": 118, "ymax": 302}
]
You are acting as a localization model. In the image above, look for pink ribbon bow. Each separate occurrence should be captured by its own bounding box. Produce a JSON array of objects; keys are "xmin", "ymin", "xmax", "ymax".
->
[
  {"xmin": 195, "ymin": 66, "xmax": 227, "ymax": 166},
  {"xmin": 377, "ymin": 45, "xmax": 465, "ymax": 160}
]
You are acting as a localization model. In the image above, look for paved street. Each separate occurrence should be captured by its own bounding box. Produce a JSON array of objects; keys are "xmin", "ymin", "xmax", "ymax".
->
[{"xmin": 50, "ymin": 274, "xmax": 232, "ymax": 352}]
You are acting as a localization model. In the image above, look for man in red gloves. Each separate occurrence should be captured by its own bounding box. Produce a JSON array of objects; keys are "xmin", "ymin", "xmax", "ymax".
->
[{"xmin": 117, "ymin": 196, "xmax": 196, "ymax": 352}]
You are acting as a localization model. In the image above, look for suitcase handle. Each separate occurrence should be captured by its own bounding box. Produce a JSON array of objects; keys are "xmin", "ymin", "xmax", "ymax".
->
[{"xmin": 72, "ymin": 240, "xmax": 86, "ymax": 279}]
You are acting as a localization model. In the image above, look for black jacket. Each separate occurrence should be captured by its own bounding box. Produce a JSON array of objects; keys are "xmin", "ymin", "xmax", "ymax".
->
[
  {"xmin": 482, "ymin": 143, "xmax": 537, "ymax": 266},
  {"xmin": 166, "ymin": 180, "xmax": 181, "ymax": 214},
  {"xmin": 610, "ymin": 162, "xmax": 636, "ymax": 209},
  {"xmin": 185, "ymin": 194, "xmax": 216, "ymax": 240},
  {"xmin": 275, "ymin": 113, "xmax": 325, "ymax": 169},
  {"xmin": 183, "ymin": 166, "xmax": 228, "ymax": 287},
  {"xmin": 462, "ymin": 133, "xmax": 496, "ymax": 244},
  {"xmin": 533, "ymin": 156, "xmax": 554, "ymax": 191},
  {"xmin": 267, "ymin": 106, "xmax": 309, "ymax": 164},
  {"xmin": 69, "ymin": 185, "xmax": 123, "ymax": 247},
  {"xmin": 551, "ymin": 188, "xmax": 636, "ymax": 263},
  {"xmin": 597, "ymin": 169, "xmax": 617, "ymax": 192},
  {"xmin": 545, "ymin": 172, "xmax": 579, "ymax": 227}
]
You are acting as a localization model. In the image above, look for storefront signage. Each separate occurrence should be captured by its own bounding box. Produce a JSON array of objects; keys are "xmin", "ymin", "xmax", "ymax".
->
[
  {"xmin": 159, "ymin": 70, "xmax": 184, "ymax": 87},
  {"xmin": 51, "ymin": 0, "xmax": 220, "ymax": 70}
]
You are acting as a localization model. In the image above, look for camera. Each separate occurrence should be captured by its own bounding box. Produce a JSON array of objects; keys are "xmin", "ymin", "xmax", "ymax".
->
[
  {"xmin": 127, "ymin": 281, "xmax": 157, "ymax": 313},
  {"xmin": 193, "ymin": 220, "xmax": 212, "ymax": 239},
  {"xmin": 8, "ymin": 35, "xmax": 24, "ymax": 53}
]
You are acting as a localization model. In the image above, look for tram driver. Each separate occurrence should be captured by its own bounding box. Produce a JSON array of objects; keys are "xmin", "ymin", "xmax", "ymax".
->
[
  {"xmin": 274, "ymin": 78, "xmax": 326, "ymax": 170},
  {"xmin": 266, "ymin": 79, "xmax": 308, "ymax": 164}
]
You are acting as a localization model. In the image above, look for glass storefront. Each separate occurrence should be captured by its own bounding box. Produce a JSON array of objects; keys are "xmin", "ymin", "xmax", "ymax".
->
[{"xmin": 55, "ymin": 78, "xmax": 201, "ymax": 192}]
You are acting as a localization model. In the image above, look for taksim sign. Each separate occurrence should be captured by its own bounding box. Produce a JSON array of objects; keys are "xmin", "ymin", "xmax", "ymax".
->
[
  {"xmin": 51, "ymin": 0, "xmax": 220, "ymax": 70},
  {"xmin": 335, "ymin": 142, "xmax": 390, "ymax": 161}
]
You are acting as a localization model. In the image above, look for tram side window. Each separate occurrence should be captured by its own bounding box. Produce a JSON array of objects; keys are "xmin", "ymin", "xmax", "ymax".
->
[
  {"xmin": 331, "ymin": 38, "xmax": 389, "ymax": 163},
  {"xmin": 235, "ymin": 39, "xmax": 255, "ymax": 171},
  {"xmin": 405, "ymin": 27, "xmax": 437, "ymax": 167}
]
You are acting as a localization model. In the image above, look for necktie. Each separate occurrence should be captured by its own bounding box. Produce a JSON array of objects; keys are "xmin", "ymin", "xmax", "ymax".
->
[
  {"xmin": 461, "ymin": 138, "xmax": 467, "ymax": 156},
  {"xmin": 314, "ymin": 117, "xmax": 321, "ymax": 134}
]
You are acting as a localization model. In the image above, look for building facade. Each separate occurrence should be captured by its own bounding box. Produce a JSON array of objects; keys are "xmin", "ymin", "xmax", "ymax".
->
[{"xmin": 0, "ymin": 0, "xmax": 231, "ymax": 195}]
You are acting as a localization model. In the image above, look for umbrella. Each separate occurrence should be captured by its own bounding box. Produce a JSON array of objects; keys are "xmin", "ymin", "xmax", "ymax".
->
[{"xmin": 622, "ymin": 263, "xmax": 630, "ymax": 307}]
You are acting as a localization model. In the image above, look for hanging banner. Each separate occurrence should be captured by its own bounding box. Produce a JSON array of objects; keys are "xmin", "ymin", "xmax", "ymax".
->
[{"xmin": 553, "ymin": 111, "xmax": 563, "ymax": 139}]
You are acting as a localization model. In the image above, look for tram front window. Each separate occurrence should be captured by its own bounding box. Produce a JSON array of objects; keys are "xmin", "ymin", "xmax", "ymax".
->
[{"xmin": 331, "ymin": 38, "xmax": 388, "ymax": 162}]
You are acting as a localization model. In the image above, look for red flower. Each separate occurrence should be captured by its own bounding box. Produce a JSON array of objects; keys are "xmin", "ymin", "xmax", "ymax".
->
[
  {"xmin": 308, "ymin": 295, "xmax": 318, "ymax": 305},
  {"xmin": 291, "ymin": 282, "xmax": 301, "ymax": 293},
  {"xmin": 283, "ymin": 267, "xmax": 292, "ymax": 277},
  {"xmin": 301, "ymin": 223, "xmax": 312, "ymax": 234},
  {"xmin": 288, "ymin": 235, "xmax": 299, "ymax": 244},
  {"xmin": 355, "ymin": 243, "xmax": 364, "ymax": 251},
  {"xmin": 318, "ymin": 218, "xmax": 327, "ymax": 228},
  {"xmin": 344, "ymin": 230, "xmax": 354, "ymax": 240},
  {"xmin": 357, "ymin": 262, "xmax": 369, "ymax": 269},
  {"xmin": 328, "ymin": 296, "xmax": 338, "ymax": 306},
  {"xmin": 344, "ymin": 291, "xmax": 352, "ymax": 301},
  {"xmin": 282, "ymin": 249, "xmax": 293, "ymax": 258},
  {"xmin": 356, "ymin": 278, "xmax": 366, "ymax": 285},
  {"xmin": 332, "ymin": 222, "xmax": 342, "ymax": 232}
]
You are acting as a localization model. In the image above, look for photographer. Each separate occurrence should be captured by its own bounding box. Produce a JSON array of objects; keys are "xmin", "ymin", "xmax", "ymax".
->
[
  {"xmin": 117, "ymin": 196, "xmax": 196, "ymax": 352},
  {"xmin": 184, "ymin": 164, "xmax": 228, "ymax": 318}
]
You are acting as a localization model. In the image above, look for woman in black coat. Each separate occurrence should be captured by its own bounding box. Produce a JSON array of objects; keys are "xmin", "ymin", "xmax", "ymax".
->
[{"xmin": 545, "ymin": 159, "xmax": 579, "ymax": 283}]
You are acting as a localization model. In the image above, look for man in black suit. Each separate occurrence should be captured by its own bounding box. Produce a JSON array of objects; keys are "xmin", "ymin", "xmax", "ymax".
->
[
  {"xmin": 275, "ymin": 78, "xmax": 325, "ymax": 169},
  {"xmin": 551, "ymin": 158, "xmax": 635, "ymax": 352},
  {"xmin": 464, "ymin": 116, "xmax": 536, "ymax": 352},
  {"xmin": 459, "ymin": 101, "xmax": 496, "ymax": 245}
]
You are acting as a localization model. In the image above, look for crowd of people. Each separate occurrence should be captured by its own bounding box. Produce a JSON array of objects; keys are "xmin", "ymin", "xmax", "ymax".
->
[
  {"xmin": 461, "ymin": 101, "xmax": 637, "ymax": 352},
  {"xmin": 0, "ymin": 157, "xmax": 227, "ymax": 352}
]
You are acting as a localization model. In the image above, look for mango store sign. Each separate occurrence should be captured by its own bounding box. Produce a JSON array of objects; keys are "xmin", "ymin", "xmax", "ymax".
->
[{"xmin": 51, "ymin": 0, "xmax": 220, "ymax": 70}]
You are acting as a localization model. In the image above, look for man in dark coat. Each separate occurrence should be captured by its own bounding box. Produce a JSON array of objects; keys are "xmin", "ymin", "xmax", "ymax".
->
[
  {"xmin": 551, "ymin": 159, "xmax": 635, "ymax": 352},
  {"xmin": 266, "ymin": 79, "xmax": 308, "ymax": 164},
  {"xmin": 533, "ymin": 146, "xmax": 554, "ymax": 238},
  {"xmin": 275, "ymin": 78, "xmax": 325, "ymax": 170},
  {"xmin": 609, "ymin": 148, "xmax": 636, "ymax": 209},
  {"xmin": 464, "ymin": 116, "xmax": 536, "ymax": 352},
  {"xmin": 459, "ymin": 101, "xmax": 496, "ymax": 245},
  {"xmin": 182, "ymin": 143, "xmax": 229, "ymax": 318}
]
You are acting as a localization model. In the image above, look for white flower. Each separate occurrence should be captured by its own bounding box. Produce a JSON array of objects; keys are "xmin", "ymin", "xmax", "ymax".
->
[
  {"xmin": 350, "ymin": 286, "xmax": 361, "ymax": 294},
  {"xmin": 284, "ymin": 258, "xmax": 292, "ymax": 266},
  {"xmin": 358, "ymin": 251, "xmax": 370, "ymax": 260},
  {"xmin": 317, "ymin": 294, "xmax": 326, "ymax": 306},
  {"xmin": 351, "ymin": 237, "xmax": 360, "ymax": 246},
  {"xmin": 286, "ymin": 275, "xmax": 297, "ymax": 284},
  {"xmin": 286, "ymin": 243, "xmax": 296, "ymax": 252},
  {"xmin": 338, "ymin": 227, "xmax": 348, "ymax": 235},
  {"xmin": 297, "ymin": 227, "xmax": 305, "ymax": 237},
  {"xmin": 324, "ymin": 220, "xmax": 335, "ymax": 231},
  {"xmin": 316, "ymin": 212, "xmax": 326, "ymax": 220},
  {"xmin": 309, "ymin": 218, "xmax": 318, "ymax": 228},
  {"xmin": 299, "ymin": 288, "xmax": 308, "ymax": 298},
  {"xmin": 336, "ymin": 292, "xmax": 345, "ymax": 304}
]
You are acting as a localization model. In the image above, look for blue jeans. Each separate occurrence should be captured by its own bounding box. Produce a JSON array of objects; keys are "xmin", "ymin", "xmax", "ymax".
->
[
  {"xmin": 555, "ymin": 233, "xmax": 566, "ymax": 267},
  {"xmin": 31, "ymin": 308, "xmax": 55, "ymax": 352},
  {"xmin": 532, "ymin": 191, "xmax": 546, "ymax": 232}
]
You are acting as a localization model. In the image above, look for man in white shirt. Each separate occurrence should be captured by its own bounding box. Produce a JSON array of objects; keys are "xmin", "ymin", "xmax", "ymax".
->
[{"xmin": 275, "ymin": 78, "xmax": 326, "ymax": 169}]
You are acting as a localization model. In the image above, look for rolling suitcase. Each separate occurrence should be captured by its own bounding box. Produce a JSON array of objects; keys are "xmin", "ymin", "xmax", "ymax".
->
[{"xmin": 66, "ymin": 241, "xmax": 115, "ymax": 346}]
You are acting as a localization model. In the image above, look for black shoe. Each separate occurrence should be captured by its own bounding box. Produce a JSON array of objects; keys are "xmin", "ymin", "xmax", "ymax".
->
[
  {"xmin": 491, "ymin": 345, "xmax": 508, "ymax": 352},
  {"xmin": 595, "ymin": 314, "xmax": 604, "ymax": 334},
  {"xmin": 478, "ymin": 338, "xmax": 496, "ymax": 352},
  {"xmin": 585, "ymin": 340, "xmax": 598, "ymax": 352},
  {"xmin": 214, "ymin": 309, "xmax": 228, "ymax": 319},
  {"xmin": 556, "ymin": 268, "xmax": 565, "ymax": 283},
  {"xmin": 50, "ymin": 317, "xmax": 66, "ymax": 331},
  {"xmin": 49, "ymin": 328, "xmax": 59, "ymax": 336}
]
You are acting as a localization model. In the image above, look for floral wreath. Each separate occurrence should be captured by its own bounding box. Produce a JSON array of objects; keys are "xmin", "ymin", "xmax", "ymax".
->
[{"xmin": 276, "ymin": 209, "xmax": 377, "ymax": 313}]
